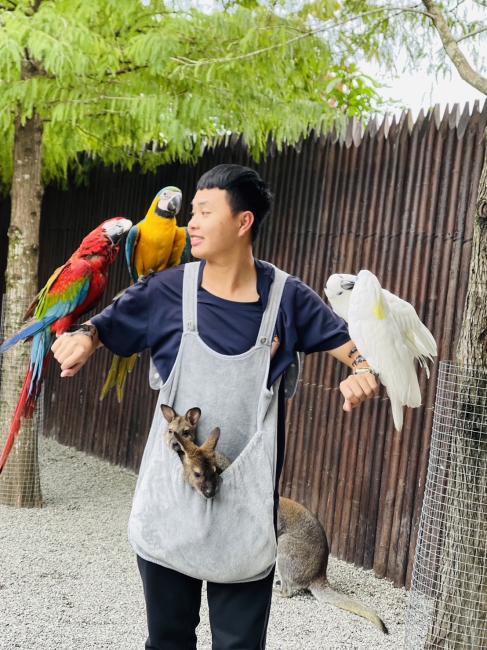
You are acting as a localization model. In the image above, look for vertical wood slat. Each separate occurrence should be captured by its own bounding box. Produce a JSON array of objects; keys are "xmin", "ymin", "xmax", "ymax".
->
[{"xmin": 1, "ymin": 101, "xmax": 486, "ymax": 587}]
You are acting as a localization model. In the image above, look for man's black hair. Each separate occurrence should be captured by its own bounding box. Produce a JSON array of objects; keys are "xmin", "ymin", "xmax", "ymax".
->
[{"xmin": 196, "ymin": 164, "xmax": 272, "ymax": 241}]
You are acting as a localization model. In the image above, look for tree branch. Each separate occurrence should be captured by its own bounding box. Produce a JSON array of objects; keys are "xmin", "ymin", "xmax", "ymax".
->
[
  {"xmin": 422, "ymin": 0, "xmax": 487, "ymax": 95},
  {"xmin": 75, "ymin": 125, "xmax": 136, "ymax": 155},
  {"xmin": 171, "ymin": 5, "xmax": 433, "ymax": 68},
  {"xmin": 457, "ymin": 26, "xmax": 487, "ymax": 43}
]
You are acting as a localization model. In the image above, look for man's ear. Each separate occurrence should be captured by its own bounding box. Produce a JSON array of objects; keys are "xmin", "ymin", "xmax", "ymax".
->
[
  {"xmin": 238, "ymin": 211, "xmax": 254, "ymax": 238},
  {"xmin": 161, "ymin": 404, "xmax": 176, "ymax": 423}
]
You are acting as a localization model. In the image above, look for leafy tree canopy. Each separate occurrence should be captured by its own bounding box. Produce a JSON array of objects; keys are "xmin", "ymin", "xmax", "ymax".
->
[
  {"xmin": 1, "ymin": 0, "xmax": 484, "ymax": 192},
  {"xmin": 0, "ymin": 0, "xmax": 382, "ymax": 189}
]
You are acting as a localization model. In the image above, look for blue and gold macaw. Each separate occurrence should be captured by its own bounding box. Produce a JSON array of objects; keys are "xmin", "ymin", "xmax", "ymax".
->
[{"xmin": 100, "ymin": 187, "xmax": 191, "ymax": 401}]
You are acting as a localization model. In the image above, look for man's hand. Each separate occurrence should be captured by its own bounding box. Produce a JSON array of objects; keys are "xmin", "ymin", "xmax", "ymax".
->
[
  {"xmin": 51, "ymin": 333, "xmax": 97, "ymax": 378},
  {"xmin": 339, "ymin": 372, "xmax": 379, "ymax": 412}
]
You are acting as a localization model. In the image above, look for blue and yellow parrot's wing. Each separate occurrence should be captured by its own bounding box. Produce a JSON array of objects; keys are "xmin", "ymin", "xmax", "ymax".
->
[
  {"xmin": 125, "ymin": 225, "xmax": 140, "ymax": 283},
  {"xmin": 180, "ymin": 227, "xmax": 191, "ymax": 264},
  {"xmin": 168, "ymin": 225, "xmax": 191, "ymax": 267}
]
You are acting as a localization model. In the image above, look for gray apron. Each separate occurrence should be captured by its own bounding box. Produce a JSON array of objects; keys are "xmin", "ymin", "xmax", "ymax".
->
[{"xmin": 128, "ymin": 261, "xmax": 289, "ymax": 583}]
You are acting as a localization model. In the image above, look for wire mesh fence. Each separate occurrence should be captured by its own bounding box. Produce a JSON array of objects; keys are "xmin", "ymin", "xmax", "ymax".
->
[
  {"xmin": 405, "ymin": 360, "xmax": 487, "ymax": 649},
  {"xmin": 0, "ymin": 292, "xmax": 44, "ymax": 507}
]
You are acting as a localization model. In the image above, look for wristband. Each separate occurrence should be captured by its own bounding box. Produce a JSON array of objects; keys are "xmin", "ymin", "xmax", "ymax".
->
[{"xmin": 62, "ymin": 324, "xmax": 97, "ymax": 340}]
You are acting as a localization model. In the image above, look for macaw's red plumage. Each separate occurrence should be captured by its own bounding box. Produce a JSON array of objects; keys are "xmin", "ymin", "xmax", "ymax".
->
[{"xmin": 0, "ymin": 217, "xmax": 132, "ymax": 474}]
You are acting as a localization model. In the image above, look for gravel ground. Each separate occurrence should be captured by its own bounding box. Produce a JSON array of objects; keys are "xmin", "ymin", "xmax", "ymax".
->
[{"xmin": 0, "ymin": 436, "xmax": 407, "ymax": 649}]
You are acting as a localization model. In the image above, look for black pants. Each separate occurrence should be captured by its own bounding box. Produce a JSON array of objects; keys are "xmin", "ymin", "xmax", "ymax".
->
[{"xmin": 137, "ymin": 555, "xmax": 275, "ymax": 650}]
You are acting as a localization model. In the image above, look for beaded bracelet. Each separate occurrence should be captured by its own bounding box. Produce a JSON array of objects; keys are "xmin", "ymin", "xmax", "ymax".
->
[
  {"xmin": 351, "ymin": 354, "xmax": 367, "ymax": 367},
  {"xmin": 353, "ymin": 367, "xmax": 379, "ymax": 378}
]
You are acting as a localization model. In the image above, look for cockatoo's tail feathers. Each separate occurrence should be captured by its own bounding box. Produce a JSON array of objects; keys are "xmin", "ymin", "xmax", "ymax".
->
[
  {"xmin": 405, "ymin": 368, "xmax": 422, "ymax": 408},
  {"xmin": 390, "ymin": 399, "xmax": 404, "ymax": 432},
  {"xmin": 412, "ymin": 323, "xmax": 437, "ymax": 359}
]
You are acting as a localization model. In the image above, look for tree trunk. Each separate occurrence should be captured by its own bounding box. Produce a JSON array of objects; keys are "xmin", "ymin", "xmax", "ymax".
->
[
  {"xmin": 456, "ymin": 129, "xmax": 487, "ymax": 367},
  {"xmin": 0, "ymin": 113, "xmax": 44, "ymax": 508},
  {"xmin": 423, "ymin": 128, "xmax": 487, "ymax": 648}
]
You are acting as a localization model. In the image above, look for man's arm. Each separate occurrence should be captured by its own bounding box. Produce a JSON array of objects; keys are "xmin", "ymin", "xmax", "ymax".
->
[{"xmin": 327, "ymin": 339, "xmax": 379, "ymax": 412}]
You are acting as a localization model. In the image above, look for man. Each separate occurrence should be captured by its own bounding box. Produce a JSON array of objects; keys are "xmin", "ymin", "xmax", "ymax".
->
[{"xmin": 52, "ymin": 164, "xmax": 378, "ymax": 650}]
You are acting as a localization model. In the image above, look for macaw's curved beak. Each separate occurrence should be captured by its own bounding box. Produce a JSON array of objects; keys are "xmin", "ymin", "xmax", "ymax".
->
[
  {"xmin": 167, "ymin": 192, "xmax": 182, "ymax": 215},
  {"xmin": 156, "ymin": 191, "xmax": 182, "ymax": 217},
  {"xmin": 103, "ymin": 218, "xmax": 132, "ymax": 245}
]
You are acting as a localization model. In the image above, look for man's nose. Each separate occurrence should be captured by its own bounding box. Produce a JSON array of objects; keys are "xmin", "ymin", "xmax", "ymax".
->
[{"xmin": 187, "ymin": 214, "xmax": 198, "ymax": 230}]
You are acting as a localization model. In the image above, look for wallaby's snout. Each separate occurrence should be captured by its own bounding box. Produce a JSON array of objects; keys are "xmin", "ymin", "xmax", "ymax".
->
[
  {"xmin": 173, "ymin": 427, "xmax": 227, "ymax": 499},
  {"xmin": 201, "ymin": 474, "xmax": 222, "ymax": 499}
]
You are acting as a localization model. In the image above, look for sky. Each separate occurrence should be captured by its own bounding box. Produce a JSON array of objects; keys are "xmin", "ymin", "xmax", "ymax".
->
[{"xmin": 362, "ymin": 60, "xmax": 486, "ymax": 120}]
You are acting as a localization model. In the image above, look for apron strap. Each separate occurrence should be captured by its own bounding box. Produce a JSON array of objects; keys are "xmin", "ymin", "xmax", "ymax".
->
[
  {"xmin": 182, "ymin": 261, "xmax": 200, "ymax": 332},
  {"xmin": 256, "ymin": 266, "xmax": 288, "ymax": 347}
]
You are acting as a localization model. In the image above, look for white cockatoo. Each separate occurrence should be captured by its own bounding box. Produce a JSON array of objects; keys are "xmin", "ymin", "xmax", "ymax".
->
[{"xmin": 324, "ymin": 270, "xmax": 437, "ymax": 431}]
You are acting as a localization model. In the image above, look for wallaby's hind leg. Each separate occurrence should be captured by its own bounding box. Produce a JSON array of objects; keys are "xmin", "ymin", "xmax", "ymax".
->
[{"xmin": 275, "ymin": 553, "xmax": 300, "ymax": 598}]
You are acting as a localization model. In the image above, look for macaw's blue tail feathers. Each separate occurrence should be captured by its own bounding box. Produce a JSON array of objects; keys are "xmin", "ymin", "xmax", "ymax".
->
[
  {"xmin": 0, "ymin": 318, "xmax": 52, "ymax": 355},
  {"xmin": 29, "ymin": 330, "xmax": 53, "ymax": 398}
]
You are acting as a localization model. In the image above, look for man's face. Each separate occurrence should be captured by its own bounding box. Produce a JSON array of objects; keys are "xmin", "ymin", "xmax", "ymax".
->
[{"xmin": 188, "ymin": 188, "xmax": 252, "ymax": 260}]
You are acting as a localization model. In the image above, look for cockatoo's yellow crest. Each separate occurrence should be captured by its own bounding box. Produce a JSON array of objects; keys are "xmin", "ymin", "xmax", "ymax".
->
[{"xmin": 373, "ymin": 297, "xmax": 387, "ymax": 320}]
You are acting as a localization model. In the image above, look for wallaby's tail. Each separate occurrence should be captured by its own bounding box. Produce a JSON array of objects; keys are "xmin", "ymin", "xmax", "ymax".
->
[{"xmin": 309, "ymin": 577, "xmax": 388, "ymax": 634}]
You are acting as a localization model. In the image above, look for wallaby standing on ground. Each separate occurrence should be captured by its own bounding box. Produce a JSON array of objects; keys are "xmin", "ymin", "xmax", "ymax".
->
[
  {"xmin": 160, "ymin": 404, "xmax": 201, "ymax": 455},
  {"xmin": 277, "ymin": 497, "xmax": 388, "ymax": 634},
  {"xmin": 173, "ymin": 428, "xmax": 230, "ymax": 499}
]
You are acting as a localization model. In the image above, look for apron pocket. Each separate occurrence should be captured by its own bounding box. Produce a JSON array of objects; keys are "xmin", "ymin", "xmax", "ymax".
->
[{"xmin": 129, "ymin": 427, "xmax": 277, "ymax": 583}]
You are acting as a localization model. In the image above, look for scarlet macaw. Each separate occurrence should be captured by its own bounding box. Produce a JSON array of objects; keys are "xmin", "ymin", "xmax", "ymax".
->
[
  {"xmin": 0, "ymin": 217, "xmax": 132, "ymax": 473},
  {"xmin": 100, "ymin": 186, "xmax": 191, "ymax": 401}
]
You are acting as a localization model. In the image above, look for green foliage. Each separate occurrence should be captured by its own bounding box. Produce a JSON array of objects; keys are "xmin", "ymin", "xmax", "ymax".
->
[
  {"xmin": 2, "ymin": 0, "xmax": 482, "ymax": 192},
  {"xmin": 0, "ymin": 0, "xmax": 382, "ymax": 191}
]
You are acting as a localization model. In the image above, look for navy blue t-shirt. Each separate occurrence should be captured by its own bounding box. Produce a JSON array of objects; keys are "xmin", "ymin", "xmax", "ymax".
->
[{"xmin": 91, "ymin": 260, "xmax": 351, "ymax": 483}]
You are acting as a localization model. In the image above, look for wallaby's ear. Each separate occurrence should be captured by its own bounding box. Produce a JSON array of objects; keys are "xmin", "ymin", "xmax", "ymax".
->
[
  {"xmin": 202, "ymin": 427, "xmax": 220, "ymax": 453},
  {"xmin": 185, "ymin": 407, "xmax": 201, "ymax": 427},
  {"xmin": 161, "ymin": 404, "xmax": 176, "ymax": 423}
]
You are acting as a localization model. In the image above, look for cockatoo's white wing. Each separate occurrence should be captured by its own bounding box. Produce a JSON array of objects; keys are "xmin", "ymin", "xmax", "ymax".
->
[
  {"xmin": 348, "ymin": 270, "xmax": 422, "ymax": 431},
  {"xmin": 382, "ymin": 289, "xmax": 437, "ymax": 378}
]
